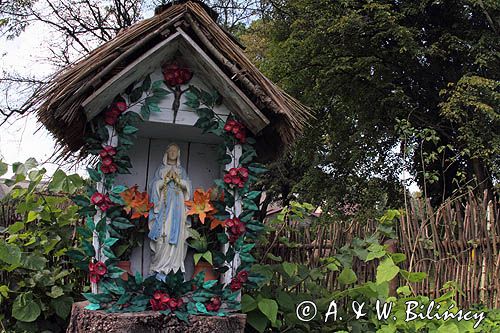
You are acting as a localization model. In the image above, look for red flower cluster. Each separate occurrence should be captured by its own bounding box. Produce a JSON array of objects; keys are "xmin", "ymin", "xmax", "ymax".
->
[
  {"xmin": 205, "ymin": 297, "xmax": 221, "ymax": 312},
  {"xmin": 89, "ymin": 261, "xmax": 107, "ymax": 284},
  {"xmin": 150, "ymin": 290, "xmax": 184, "ymax": 311},
  {"xmin": 230, "ymin": 270, "xmax": 248, "ymax": 292},
  {"xmin": 99, "ymin": 145, "xmax": 118, "ymax": 174},
  {"xmin": 104, "ymin": 101, "xmax": 127, "ymax": 126},
  {"xmin": 90, "ymin": 192, "xmax": 113, "ymax": 212},
  {"xmin": 224, "ymin": 119, "xmax": 246, "ymax": 143},
  {"xmin": 162, "ymin": 63, "xmax": 193, "ymax": 87},
  {"xmin": 226, "ymin": 217, "xmax": 246, "ymax": 244},
  {"xmin": 223, "ymin": 167, "xmax": 249, "ymax": 188}
]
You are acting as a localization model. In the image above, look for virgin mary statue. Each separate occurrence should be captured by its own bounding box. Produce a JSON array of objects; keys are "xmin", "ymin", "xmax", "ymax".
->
[{"xmin": 148, "ymin": 143, "xmax": 192, "ymax": 278}]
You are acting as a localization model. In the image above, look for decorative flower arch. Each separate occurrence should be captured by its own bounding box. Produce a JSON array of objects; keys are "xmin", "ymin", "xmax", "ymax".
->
[{"xmin": 70, "ymin": 63, "xmax": 267, "ymax": 320}]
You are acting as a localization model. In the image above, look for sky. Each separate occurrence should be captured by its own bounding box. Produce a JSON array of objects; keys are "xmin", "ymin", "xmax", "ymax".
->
[{"xmin": 0, "ymin": 22, "xmax": 69, "ymax": 177}]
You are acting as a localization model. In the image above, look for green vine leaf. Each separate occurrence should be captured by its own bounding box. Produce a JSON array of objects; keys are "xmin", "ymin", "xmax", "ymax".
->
[
  {"xmin": 376, "ymin": 257, "xmax": 400, "ymax": 284},
  {"xmin": 140, "ymin": 104, "xmax": 150, "ymax": 120},
  {"xmin": 257, "ymin": 298, "xmax": 278, "ymax": 324},
  {"xmin": 129, "ymin": 87, "xmax": 143, "ymax": 103},
  {"xmin": 12, "ymin": 293, "xmax": 41, "ymax": 322},
  {"xmin": 0, "ymin": 242, "xmax": 21, "ymax": 265},
  {"xmin": 202, "ymin": 280, "xmax": 217, "ymax": 289},
  {"xmin": 122, "ymin": 125, "xmax": 138, "ymax": 135},
  {"xmin": 87, "ymin": 167, "xmax": 101, "ymax": 182},
  {"xmin": 84, "ymin": 303, "xmax": 101, "ymax": 311},
  {"xmin": 142, "ymin": 75, "xmax": 151, "ymax": 91},
  {"xmin": 338, "ymin": 267, "xmax": 357, "ymax": 285}
]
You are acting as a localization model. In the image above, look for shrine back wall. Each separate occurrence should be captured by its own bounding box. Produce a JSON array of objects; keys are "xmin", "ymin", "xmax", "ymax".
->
[{"xmin": 115, "ymin": 133, "xmax": 223, "ymax": 277}]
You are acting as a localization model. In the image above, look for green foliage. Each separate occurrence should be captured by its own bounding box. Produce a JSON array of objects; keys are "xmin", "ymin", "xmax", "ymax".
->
[
  {"xmin": 250, "ymin": 0, "xmax": 499, "ymax": 211},
  {"xmin": 243, "ymin": 207, "xmax": 497, "ymax": 332},
  {"xmin": 0, "ymin": 161, "xmax": 85, "ymax": 331}
]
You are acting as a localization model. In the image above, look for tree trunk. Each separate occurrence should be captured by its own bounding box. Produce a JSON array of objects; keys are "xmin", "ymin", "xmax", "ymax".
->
[
  {"xmin": 67, "ymin": 301, "xmax": 246, "ymax": 333},
  {"xmin": 470, "ymin": 157, "xmax": 492, "ymax": 202}
]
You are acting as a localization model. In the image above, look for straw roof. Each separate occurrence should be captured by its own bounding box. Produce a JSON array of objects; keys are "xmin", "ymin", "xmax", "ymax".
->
[{"xmin": 29, "ymin": 0, "xmax": 311, "ymax": 159}]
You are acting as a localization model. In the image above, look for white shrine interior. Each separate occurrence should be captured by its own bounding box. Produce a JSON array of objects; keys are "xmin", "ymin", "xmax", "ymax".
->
[
  {"xmin": 114, "ymin": 71, "xmax": 230, "ymax": 278},
  {"xmin": 84, "ymin": 28, "xmax": 270, "ymax": 282}
]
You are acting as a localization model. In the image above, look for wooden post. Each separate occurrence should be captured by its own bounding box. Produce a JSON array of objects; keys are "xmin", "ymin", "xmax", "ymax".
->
[
  {"xmin": 384, "ymin": 239, "xmax": 398, "ymax": 296},
  {"xmin": 222, "ymin": 144, "xmax": 242, "ymax": 287},
  {"xmin": 91, "ymin": 125, "xmax": 118, "ymax": 293}
]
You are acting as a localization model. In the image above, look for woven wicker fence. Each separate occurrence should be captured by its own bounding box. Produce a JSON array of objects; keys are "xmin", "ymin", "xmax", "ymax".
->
[
  {"xmin": 2, "ymin": 191, "xmax": 498, "ymax": 308},
  {"xmin": 261, "ymin": 192, "xmax": 499, "ymax": 308}
]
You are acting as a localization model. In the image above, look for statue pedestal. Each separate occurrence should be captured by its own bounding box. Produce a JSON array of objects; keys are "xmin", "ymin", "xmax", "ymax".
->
[{"xmin": 67, "ymin": 301, "xmax": 246, "ymax": 333}]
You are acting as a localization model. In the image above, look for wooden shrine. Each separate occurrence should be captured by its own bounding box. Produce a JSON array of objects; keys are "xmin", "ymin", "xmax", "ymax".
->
[{"xmin": 33, "ymin": 1, "xmax": 310, "ymax": 332}]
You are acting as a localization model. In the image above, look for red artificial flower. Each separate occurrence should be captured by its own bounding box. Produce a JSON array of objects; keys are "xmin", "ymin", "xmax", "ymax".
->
[
  {"xmin": 223, "ymin": 174, "xmax": 232, "ymax": 184},
  {"xmin": 102, "ymin": 156, "xmax": 113, "ymax": 167},
  {"xmin": 89, "ymin": 272, "xmax": 100, "ymax": 284},
  {"xmin": 224, "ymin": 119, "xmax": 247, "ymax": 143},
  {"xmin": 90, "ymin": 192, "xmax": 105, "ymax": 205},
  {"xmin": 103, "ymin": 100, "xmax": 127, "ymax": 126},
  {"xmin": 150, "ymin": 299, "xmax": 166, "ymax": 311},
  {"xmin": 167, "ymin": 299, "xmax": 177, "ymax": 310},
  {"xmin": 226, "ymin": 217, "xmax": 246, "ymax": 244},
  {"xmin": 162, "ymin": 63, "xmax": 193, "ymax": 87},
  {"xmin": 94, "ymin": 261, "xmax": 107, "ymax": 276},
  {"xmin": 224, "ymin": 167, "xmax": 249, "ymax": 189},
  {"xmin": 150, "ymin": 290, "xmax": 184, "ymax": 311},
  {"xmin": 238, "ymin": 167, "xmax": 249, "ymax": 179},
  {"xmin": 115, "ymin": 101, "xmax": 127, "ymax": 112},
  {"xmin": 100, "ymin": 146, "xmax": 117, "ymax": 157},
  {"xmin": 153, "ymin": 290, "xmax": 164, "ymax": 300},
  {"xmin": 100, "ymin": 163, "xmax": 118, "ymax": 174},
  {"xmin": 88, "ymin": 261, "xmax": 96, "ymax": 272},
  {"xmin": 94, "ymin": 195, "xmax": 113, "ymax": 212},
  {"xmin": 206, "ymin": 297, "xmax": 221, "ymax": 312},
  {"xmin": 99, "ymin": 202, "xmax": 111, "ymax": 212},
  {"xmin": 237, "ymin": 270, "xmax": 248, "ymax": 283},
  {"xmin": 229, "ymin": 270, "xmax": 249, "ymax": 291},
  {"xmin": 104, "ymin": 107, "xmax": 121, "ymax": 126},
  {"xmin": 230, "ymin": 279, "xmax": 242, "ymax": 291},
  {"xmin": 235, "ymin": 131, "xmax": 246, "ymax": 143},
  {"xmin": 161, "ymin": 294, "xmax": 170, "ymax": 304}
]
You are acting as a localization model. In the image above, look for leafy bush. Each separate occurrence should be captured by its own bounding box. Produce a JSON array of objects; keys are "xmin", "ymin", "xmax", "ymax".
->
[
  {"xmin": 244, "ymin": 206, "xmax": 500, "ymax": 332},
  {"xmin": 0, "ymin": 159, "xmax": 85, "ymax": 332}
]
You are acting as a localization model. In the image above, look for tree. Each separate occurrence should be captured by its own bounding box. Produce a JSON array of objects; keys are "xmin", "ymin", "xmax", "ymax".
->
[{"xmin": 250, "ymin": 0, "xmax": 499, "ymax": 209}]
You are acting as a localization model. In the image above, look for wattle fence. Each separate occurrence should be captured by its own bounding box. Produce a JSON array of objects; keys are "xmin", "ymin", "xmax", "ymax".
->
[
  {"xmin": 1, "ymin": 190, "xmax": 498, "ymax": 308},
  {"xmin": 261, "ymin": 192, "xmax": 499, "ymax": 308}
]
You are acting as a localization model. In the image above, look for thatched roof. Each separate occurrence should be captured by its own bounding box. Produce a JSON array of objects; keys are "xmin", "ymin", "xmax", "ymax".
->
[{"xmin": 29, "ymin": 0, "xmax": 311, "ymax": 159}]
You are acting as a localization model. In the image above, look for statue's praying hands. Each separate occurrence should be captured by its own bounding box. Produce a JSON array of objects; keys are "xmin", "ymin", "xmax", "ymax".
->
[{"xmin": 166, "ymin": 169, "xmax": 186, "ymax": 190}]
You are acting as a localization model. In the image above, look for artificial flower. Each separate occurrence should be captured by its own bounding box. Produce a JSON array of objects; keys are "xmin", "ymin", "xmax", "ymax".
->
[
  {"xmin": 229, "ymin": 269, "xmax": 249, "ymax": 291},
  {"xmin": 149, "ymin": 290, "xmax": 184, "ymax": 311},
  {"xmin": 224, "ymin": 167, "xmax": 249, "ymax": 188},
  {"xmin": 223, "ymin": 119, "xmax": 247, "ymax": 143},
  {"xmin": 89, "ymin": 272, "xmax": 101, "ymax": 284},
  {"xmin": 162, "ymin": 62, "xmax": 193, "ymax": 86},
  {"xmin": 120, "ymin": 185, "xmax": 154, "ymax": 219},
  {"xmin": 99, "ymin": 145, "xmax": 117, "ymax": 157},
  {"xmin": 90, "ymin": 192, "xmax": 105, "ymax": 205},
  {"xmin": 206, "ymin": 297, "xmax": 221, "ymax": 312},
  {"xmin": 88, "ymin": 260, "xmax": 107, "ymax": 283},
  {"xmin": 94, "ymin": 261, "xmax": 107, "ymax": 276},
  {"xmin": 226, "ymin": 217, "xmax": 246, "ymax": 244},
  {"xmin": 185, "ymin": 188, "xmax": 214, "ymax": 224}
]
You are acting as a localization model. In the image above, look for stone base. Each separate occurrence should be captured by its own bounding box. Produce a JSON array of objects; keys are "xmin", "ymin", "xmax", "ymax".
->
[{"xmin": 66, "ymin": 301, "xmax": 246, "ymax": 333}]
